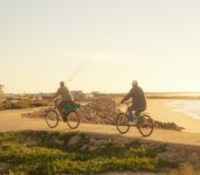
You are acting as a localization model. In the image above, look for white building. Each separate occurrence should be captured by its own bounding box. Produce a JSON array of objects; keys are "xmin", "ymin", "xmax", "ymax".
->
[
  {"xmin": 70, "ymin": 91, "xmax": 84, "ymax": 100},
  {"xmin": 84, "ymin": 93, "xmax": 94, "ymax": 100}
]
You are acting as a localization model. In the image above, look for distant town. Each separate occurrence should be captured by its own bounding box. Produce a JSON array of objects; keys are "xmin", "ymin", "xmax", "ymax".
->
[
  {"xmin": 1, "ymin": 84, "xmax": 200, "ymax": 104},
  {"xmin": 0, "ymin": 84, "xmax": 103, "ymax": 102}
]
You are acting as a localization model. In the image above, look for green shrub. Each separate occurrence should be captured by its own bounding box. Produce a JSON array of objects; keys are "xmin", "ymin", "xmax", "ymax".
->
[
  {"xmin": 0, "ymin": 99, "xmax": 48, "ymax": 110},
  {"xmin": 0, "ymin": 131, "xmax": 177, "ymax": 175}
]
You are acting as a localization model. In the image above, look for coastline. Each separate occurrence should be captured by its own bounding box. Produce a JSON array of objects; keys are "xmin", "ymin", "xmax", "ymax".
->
[{"xmin": 146, "ymin": 99, "xmax": 200, "ymax": 134}]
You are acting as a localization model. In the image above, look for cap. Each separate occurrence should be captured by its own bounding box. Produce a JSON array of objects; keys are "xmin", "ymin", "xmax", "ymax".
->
[{"xmin": 132, "ymin": 80, "xmax": 138, "ymax": 86}]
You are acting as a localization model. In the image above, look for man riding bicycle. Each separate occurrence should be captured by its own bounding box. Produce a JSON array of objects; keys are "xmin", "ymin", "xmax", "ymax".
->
[
  {"xmin": 50, "ymin": 81, "xmax": 73, "ymax": 119},
  {"xmin": 121, "ymin": 80, "xmax": 146, "ymax": 125}
]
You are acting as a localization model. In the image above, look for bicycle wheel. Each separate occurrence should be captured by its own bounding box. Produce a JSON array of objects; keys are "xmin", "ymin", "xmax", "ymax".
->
[
  {"xmin": 137, "ymin": 114, "xmax": 154, "ymax": 137},
  {"xmin": 46, "ymin": 110, "xmax": 59, "ymax": 128},
  {"xmin": 116, "ymin": 113, "xmax": 130, "ymax": 134},
  {"xmin": 66, "ymin": 111, "xmax": 80, "ymax": 129}
]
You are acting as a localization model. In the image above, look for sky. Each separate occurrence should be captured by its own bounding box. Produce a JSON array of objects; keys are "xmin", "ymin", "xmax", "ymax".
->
[{"xmin": 0, "ymin": 0, "xmax": 200, "ymax": 93}]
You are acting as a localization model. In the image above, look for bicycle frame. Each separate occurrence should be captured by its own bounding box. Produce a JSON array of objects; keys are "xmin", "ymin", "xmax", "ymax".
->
[
  {"xmin": 116, "ymin": 103, "xmax": 154, "ymax": 136},
  {"xmin": 46, "ymin": 99, "xmax": 80, "ymax": 129}
]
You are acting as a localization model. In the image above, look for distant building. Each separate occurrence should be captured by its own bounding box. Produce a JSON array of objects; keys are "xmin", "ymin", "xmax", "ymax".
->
[
  {"xmin": 70, "ymin": 91, "xmax": 84, "ymax": 100},
  {"xmin": 92, "ymin": 91, "xmax": 100, "ymax": 96},
  {"xmin": 42, "ymin": 95, "xmax": 52, "ymax": 100},
  {"xmin": 5, "ymin": 94, "xmax": 21, "ymax": 99},
  {"xmin": 84, "ymin": 93, "xmax": 94, "ymax": 100},
  {"xmin": 0, "ymin": 84, "xmax": 4, "ymax": 101}
]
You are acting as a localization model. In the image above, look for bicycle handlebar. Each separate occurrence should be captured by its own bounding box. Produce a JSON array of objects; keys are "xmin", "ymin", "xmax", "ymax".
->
[
  {"xmin": 122, "ymin": 102, "xmax": 132, "ymax": 106},
  {"xmin": 55, "ymin": 98, "xmax": 61, "ymax": 104}
]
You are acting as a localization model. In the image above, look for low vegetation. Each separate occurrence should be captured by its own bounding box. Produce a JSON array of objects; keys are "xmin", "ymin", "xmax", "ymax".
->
[
  {"xmin": 0, "ymin": 131, "xmax": 178, "ymax": 175},
  {"xmin": 0, "ymin": 99, "xmax": 48, "ymax": 110}
]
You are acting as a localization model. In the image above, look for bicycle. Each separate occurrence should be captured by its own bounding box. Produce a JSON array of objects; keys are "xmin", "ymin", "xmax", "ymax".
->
[
  {"xmin": 116, "ymin": 103, "xmax": 154, "ymax": 137},
  {"xmin": 46, "ymin": 99, "xmax": 80, "ymax": 129}
]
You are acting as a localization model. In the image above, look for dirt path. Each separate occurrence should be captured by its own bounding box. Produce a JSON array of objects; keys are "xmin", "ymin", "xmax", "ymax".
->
[{"xmin": 0, "ymin": 108, "xmax": 200, "ymax": 146}]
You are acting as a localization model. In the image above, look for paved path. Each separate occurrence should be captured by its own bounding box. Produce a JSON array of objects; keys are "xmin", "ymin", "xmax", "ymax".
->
[{"xmin": 0, "ymin": 108, "xmax": 200, "ymax": 146}]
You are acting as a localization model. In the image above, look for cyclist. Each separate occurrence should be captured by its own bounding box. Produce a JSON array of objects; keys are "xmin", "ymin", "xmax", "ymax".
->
[
  {"xmin": 120, "ymin": 80, "xmax": 146, "ymax": 125},
  {"xmin": 50, "ymin": 81, "xmax": 73, "ymax": 119}
]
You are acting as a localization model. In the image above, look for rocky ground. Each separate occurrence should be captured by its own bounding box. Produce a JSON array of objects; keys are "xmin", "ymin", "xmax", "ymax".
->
[{"xmin": 68, "ymin": 132, "xmax": 200, "ymax": 166}]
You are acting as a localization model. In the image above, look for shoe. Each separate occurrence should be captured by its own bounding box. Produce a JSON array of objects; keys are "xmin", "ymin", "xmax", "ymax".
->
[
  {"xmin": 63, "ymin": 117, "xmax": 67, "ymax": 122},
  {"xmin": 127, "ymin": 121, "xmax": 136, "ymax": 125},
  {"xmin": 62, "ymin": 114, "xmax": 67, "ymax": 122}
]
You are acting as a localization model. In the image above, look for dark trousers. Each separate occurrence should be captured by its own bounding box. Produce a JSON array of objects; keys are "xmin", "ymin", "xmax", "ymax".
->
[
  {"xmin": 127, "ymin": 105, "xmax": 145, "ymax": 122},
  {"xmin": 58, "ymin": 100, "xmax": 73, "ymax": 116}
]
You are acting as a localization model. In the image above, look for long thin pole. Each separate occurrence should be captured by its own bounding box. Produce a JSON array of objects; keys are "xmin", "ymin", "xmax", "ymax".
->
[{"xmin": 66, "ymin": 44, "xmax": 104, "ymax": 83}]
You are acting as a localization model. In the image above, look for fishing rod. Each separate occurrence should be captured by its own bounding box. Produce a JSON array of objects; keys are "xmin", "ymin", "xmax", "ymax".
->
[{"xmin": 66, "ymin": 44, "xmax": 104, "ymax": 83}]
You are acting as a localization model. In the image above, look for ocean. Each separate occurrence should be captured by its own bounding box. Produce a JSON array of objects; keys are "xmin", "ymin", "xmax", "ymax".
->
[{"xmin": 168, "ymin": 100, "xmax": 200, "ymax": 120}]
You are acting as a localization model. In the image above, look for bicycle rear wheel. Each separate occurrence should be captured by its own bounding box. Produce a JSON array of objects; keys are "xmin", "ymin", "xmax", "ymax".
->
[
  {"xmin": 66, "ymin": 111, "xmax": 80, "ymax": 129},
  {"xmin": 116, "ymin": 113, "xmax": 130, "ymax": 134},
  {"xmin": 46, "ymin": 110, "xmax": 59, "ymax": 128},
  {"xmin": 137, "ymin": 114, "xmax": 154, "ymax": 137}
]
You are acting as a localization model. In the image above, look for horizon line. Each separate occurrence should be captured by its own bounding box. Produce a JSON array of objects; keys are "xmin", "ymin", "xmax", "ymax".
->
[{"xmin": 4, "ymin": 91, "xmax": 200, "ymax": 95}]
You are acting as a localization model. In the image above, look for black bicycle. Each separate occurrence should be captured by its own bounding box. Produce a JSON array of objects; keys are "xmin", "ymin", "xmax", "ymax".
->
[
  {"xmin": 46, "ymin": 99, "xmax": 80, "ymax": 129},
  {"xmin": 116, "ymin": 103, "xmax": 154, "ymax": 137}
]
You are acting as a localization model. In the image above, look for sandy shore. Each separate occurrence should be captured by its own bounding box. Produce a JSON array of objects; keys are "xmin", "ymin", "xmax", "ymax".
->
[
  {"xmin": 0, "ymin": 99, "xmax": 200, "ymax": 146},
  {"xmin": 146, "ymin": 99, "xmax": 200, "ymax": 134}
]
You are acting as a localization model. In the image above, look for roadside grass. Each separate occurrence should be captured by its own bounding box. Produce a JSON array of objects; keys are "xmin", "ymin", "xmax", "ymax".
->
[
  {"xmin": 0, "ymin": 99, "xmax": 48, "ymax": 110},
  {"xmin": 0, "ymin": 131, "xmax": 177, "ymax": 175}
]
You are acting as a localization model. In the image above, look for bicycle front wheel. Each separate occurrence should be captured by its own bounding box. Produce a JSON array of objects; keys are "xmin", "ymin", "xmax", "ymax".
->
[
  {"xmin": 66, "ymin": 111, "xmax": 80, "ymax": 129},
  {"xmin": 138, "ymin": 114, "xmax": 154, "ymax": 137},
  {"xmin": 46, "ymin": 110, "xmax": 59, "ymax": 128},
  {"xmin": 116, "ymin": 113, "xmax": 130, "ymax": 134}
]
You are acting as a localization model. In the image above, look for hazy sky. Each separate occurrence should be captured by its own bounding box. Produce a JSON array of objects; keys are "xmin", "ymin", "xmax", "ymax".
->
[{"xmin": 0, "ymin": 0, "xmax": 200, "ymax": 93}]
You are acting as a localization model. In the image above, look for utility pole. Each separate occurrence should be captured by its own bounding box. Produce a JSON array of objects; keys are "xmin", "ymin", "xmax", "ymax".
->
[{"xmin": 0, "ymin": 84, "xmax": 4, "ymax": 102}]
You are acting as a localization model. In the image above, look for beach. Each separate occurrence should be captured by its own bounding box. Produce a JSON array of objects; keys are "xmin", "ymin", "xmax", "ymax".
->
[{"xmin": 146, "ymin": 99, "xmax": 200, "ymax": 134}]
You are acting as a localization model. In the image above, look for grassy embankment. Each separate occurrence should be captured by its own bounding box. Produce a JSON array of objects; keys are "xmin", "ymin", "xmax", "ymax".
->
[{"xmin": 0, "ymin": 131, "xmax": 178, "ymax": 175}]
